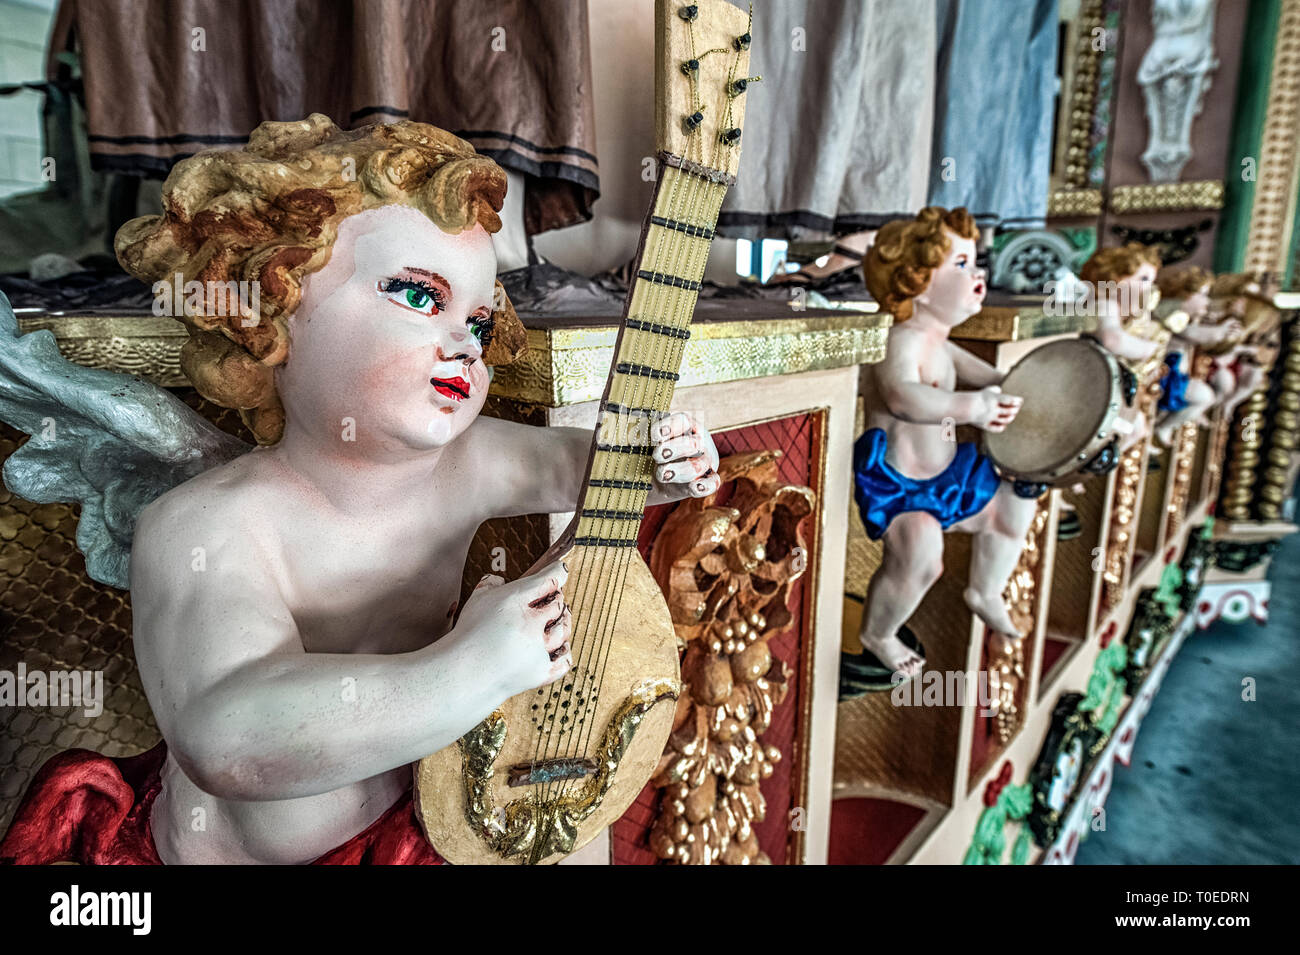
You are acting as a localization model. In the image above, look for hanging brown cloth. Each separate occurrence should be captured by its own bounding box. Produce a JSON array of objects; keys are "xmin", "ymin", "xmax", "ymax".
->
[{"xmin": 47, "ymin": 0, "xmax": 598, "ymax": 235}]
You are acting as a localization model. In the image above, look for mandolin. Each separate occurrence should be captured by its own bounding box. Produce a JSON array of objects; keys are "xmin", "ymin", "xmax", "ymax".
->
[{"xmin": 414, "ymin": 0, "xmax": 754, "ymax": 865}]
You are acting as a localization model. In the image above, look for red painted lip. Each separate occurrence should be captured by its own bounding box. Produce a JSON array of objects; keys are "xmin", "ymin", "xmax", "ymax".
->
[
  {"xmin": 973, "ymin": 280, "xmax": 986, "ymax": 296},
  {"xmin": 430, "ymin": 376, "xmax": 470, "ymax": 401}
]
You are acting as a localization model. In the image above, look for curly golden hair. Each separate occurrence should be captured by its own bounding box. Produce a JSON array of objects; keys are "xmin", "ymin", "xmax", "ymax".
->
[
  {"xmin": 862, "ymin": 207, "xmax": 979, "ymax": 321},
  {"xmin": 115, "ymin": 113, "xmax": 526, "ymax": 445},
  {"xmin": 1157, "ymin": 264, "xmax": 1212, "ymax": 301},
  {"xmin": 1079, "ymin": 242, "xmax": 1162, "ymax": 285}
]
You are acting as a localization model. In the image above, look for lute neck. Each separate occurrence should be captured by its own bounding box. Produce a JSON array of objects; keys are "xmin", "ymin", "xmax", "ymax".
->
[{"xmin": 573, "ymin": 156, "xmax": 732, "ymax": 549}]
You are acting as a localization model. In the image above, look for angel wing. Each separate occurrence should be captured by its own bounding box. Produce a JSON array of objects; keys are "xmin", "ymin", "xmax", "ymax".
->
[{"xmin": 0, "ymin": 292, "xmax": 251, "ymax": 589}]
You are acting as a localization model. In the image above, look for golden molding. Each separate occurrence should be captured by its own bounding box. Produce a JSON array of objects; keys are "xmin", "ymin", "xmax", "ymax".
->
[
  {"xmin": 1048, "ymin": 189, "xmax": 1104, "ymax": 218},
  {"xmin": 1257, "ymin": 328, "xmax": 1300, "ymax": 520},
  {"xmin": 992, "ymin": 501, "xmax": 1052, "ymax": 744},
  {"xmin": 1246, "ymin": 1, "xmax": 1300, "ymax": 275},
  {"xmin": 16, "ymin": 314, "xmax": 190, "ymax": 387},
  {"xmin": 16, "ymin": 310, "xmax": 891, "ymax": 408},
  {"xmin": 951, "ymin": 308, "xmax": 1095, "ymax": 343},
  {"xmin": 1109, "ymin": 180, "xmax": 1224, "ymax": 214},
  {"xmin": 1164, "ymin": 421, "xmax": 1198, "ymax": 541},
  {"xmin": 492, "ymin": 313, "xmax": 892, "ymax": 407},
  {"xmin": 1061, "ymin": 0, "xmax": 1106, "ymax": 191}
]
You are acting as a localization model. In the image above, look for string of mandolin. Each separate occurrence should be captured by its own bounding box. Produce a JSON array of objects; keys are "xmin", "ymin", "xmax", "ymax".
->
[
  {"xmin": 528, "ymin": 165, "xmax": 723, "ymax": 800},
  {"xmin": 531, "ymin": 91, "xmax": 739, "ymax": 807}
]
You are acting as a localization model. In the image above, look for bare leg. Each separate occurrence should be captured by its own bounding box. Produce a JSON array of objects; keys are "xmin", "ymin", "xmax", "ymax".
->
[
  {"xmin": 858, "ymin": 512, "xmax": 944, "ymax": 678},
  {"xmin": 1155, "ymin": 379, "xmax": 1216, "ymax": 445},
  {"xmin": 959, "ymin": 483, "xmax": 1038, "ymax": 638},
  {"xmin": 1119, "ymin": 408, "xmax": 1148, "ymax": 452}
]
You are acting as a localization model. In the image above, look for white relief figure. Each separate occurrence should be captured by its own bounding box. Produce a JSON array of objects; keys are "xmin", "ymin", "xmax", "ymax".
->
[{"xmin": 1138, "ymin": 0, "xmax": 1219, "ymax": 182}]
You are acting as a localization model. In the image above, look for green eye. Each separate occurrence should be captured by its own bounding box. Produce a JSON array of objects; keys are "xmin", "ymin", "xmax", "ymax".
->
[
  {"xmin": 406, "ymin": 288, "xmax": 430, "ymax": 309},
  {"xmin": 468, "ymin": 320, "xmax": 483, "ymax": 340}
]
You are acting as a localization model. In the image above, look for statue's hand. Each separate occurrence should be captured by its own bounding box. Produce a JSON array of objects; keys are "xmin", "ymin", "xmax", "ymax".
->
[
  {"xmin": 967, "ymin": 385, "xmax": 1023, "ymax": 433},
  {"xmin": 650, "ymin": 411, "xmax": 721, "ymax": 502},
  {"xmin": 1218, "ymin": 319, "xmax": 1244, "ymax": 343},
  {"xmin": 456, "ymin": 560, "xmax": 572, "ymax": 698}
]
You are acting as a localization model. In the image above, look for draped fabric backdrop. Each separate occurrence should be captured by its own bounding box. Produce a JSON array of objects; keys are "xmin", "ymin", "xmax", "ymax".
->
[
  {"xmin": 718, "ymin": 0, "xmax": 1060, "ymax": 241},
  {"xmin": 927, "ymin": 0, "xmax": 1059, "ymax": 229},
  {"xmin": 716, "ymin": 0, "xmax": 937, "ymax": 240},
  {"xmin": 49, "ymin": 0, "xmax": 599, "ymax": 235}
]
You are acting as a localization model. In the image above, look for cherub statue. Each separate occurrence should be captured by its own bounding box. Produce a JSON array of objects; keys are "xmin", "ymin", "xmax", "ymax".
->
[
  {"xmin": 1207, "ymin": 271, "xmax": 1270, "ymax": 417},
  {"xmin": 0, "ymin": 115, "xmax": 720, "ymax": 865},
  {"xmin": 848, "ymin": 206, "xmax": 1039, "ymax": 683},
  {"xmin": 1152, "ymin": 264, "xmax": 1263, "ymax": 443},
  {"xmin": 1079, "ymin": 242, "xmax": 1173, "ymax": 448}
]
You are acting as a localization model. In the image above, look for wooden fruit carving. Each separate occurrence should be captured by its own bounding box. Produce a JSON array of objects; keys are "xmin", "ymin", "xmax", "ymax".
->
[{"xmin": 647, "ymin": 449, "xmax": 814, "ymax": 864}]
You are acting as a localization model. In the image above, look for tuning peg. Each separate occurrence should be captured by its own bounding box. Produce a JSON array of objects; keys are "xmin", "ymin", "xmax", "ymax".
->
[
  {"xmin": 678, "ymin": 5, "xmax": 698, "ymax": 21},
  {"xmin": 681, "ymin": 58, "xmax": 700, "ymax": 76},
  {"xmin": 684, "ymin": 111, "xmax": 705, "ymax": 133},
  {"xmin": 733, "ymin": 32, "xmax": 751, "ymax": 51},
  {"xmin": 728, "ymin": 79, "xmax": 748, "ymax": 96},
  {"xmin": 720, "ymin": 127, "xmax": 742, "ymax": 146}
]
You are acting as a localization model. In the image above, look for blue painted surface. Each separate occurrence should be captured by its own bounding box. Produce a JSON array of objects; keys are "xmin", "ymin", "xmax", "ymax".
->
[{"xmin": 1075, "ymin": 534, "xmax": 1300, "ymax": 864}]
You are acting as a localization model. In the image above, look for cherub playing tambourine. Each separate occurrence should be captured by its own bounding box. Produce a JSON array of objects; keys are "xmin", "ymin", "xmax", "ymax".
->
[
  {"xmin": 844, "ymin": 207, "xmax": 1039, "ymax": 688},
  {"xmin": 0, "ymin": 115, "xmax": 722, "ymax": 865}
]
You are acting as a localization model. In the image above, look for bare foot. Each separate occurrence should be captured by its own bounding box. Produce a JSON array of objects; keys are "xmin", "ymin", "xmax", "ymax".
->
[
  {"xmin": 964, "ymin": 587, "xmax": 1025, "ymax": 638},
  {"xmin": 860, "ymin": 632, "xmax": 924, "ymax": 680}
]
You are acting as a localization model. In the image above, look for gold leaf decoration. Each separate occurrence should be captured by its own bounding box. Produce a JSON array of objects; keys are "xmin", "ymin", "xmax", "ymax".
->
[{"xmin": 647, "ymin": 450, "xmax": 814, "ymax": 864}]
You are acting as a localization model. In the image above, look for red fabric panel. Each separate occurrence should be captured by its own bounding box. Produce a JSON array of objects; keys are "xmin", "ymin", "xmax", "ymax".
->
[
  {"xmin": 828, "ymin": 797, "xmax": 927, "ymax": 865},
  {"xmin": 1039, "ymin": 634, "xmax": 1072, "ymax": 679},
  {"xmin": 0, "ymin": 743, "xmax": 443, "ymax": 865}
]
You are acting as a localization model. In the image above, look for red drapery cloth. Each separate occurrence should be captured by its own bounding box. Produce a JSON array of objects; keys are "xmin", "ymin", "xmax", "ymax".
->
[{"xmin": 0, "ymin": 743, "xmax": 443, "ymax": 865}]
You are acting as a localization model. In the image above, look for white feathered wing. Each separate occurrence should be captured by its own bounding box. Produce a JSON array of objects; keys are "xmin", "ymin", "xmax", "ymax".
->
[{"xmin": 0, "ymin": 292, "xmax": 251, "ymax": 588}]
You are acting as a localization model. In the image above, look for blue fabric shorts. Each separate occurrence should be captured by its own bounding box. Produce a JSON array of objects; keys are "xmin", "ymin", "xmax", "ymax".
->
[
  {"xmin": 852, "ymin": 428, "xmax": 1001, "ymax": 541},
  {"xmin": 1158, "ymin": 353, "xmax": 1190, "ymax": 413}
]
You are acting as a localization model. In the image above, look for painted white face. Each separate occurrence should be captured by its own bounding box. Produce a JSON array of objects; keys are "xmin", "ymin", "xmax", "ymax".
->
[
  {"xmin": 1184, "ymin": 284, "xmax": 1211, "ymax": 321},
  {"xmin": 1115, "ymin": 262, "xmax": 1158, "ymax": 320},
  {"xmin": 277, "ymin": 205, "xmax": 497, "ymax": 453},
  {"xmin": 916, "ymin": 232, "xmax": 986, "ymax": 323}
]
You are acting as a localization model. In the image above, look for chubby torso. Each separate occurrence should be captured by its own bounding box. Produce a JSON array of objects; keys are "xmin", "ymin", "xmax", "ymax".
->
[
  {"xmin": 868, "ymin": 329, "xmax": 962, "ymax": 479},
  {"xmin": 134, "ymin": 434, "xmax": 497, "ymax": 865}
]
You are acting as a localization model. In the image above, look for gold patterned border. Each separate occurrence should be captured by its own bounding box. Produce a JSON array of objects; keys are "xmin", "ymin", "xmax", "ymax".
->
[
  {"xmin": 951, "ymin": 308, "xmax": 1095, "ymax": 343},
  {"xmin": 1164, "ymin": 421, "xmax": 1198, "ymax": 541},
  {"xmin": 16, "ymin": 314, "xmax": 190, "ymax": 387},
  {"xmin": 1109, "ymin": 180, "xmax": 1225, "ymax": 215},
  {"xmin": 1048, "ymin": 189, "xmax": 1104, "ymax": 218},
  {"xmin": 16, "ymin": 310, "xmax": 892, "ymax": 409},
  {"xmin": 492, "ymin": 314, "xmax": 892, "ymax": 406},
  {"xmin": 1059, "ymin": 0, "xmax": 1106, "ymax": 191}
]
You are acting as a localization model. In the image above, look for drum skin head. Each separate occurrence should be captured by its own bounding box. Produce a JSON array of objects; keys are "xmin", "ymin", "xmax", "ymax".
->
[{"xmin": 984, "ymin": 340, "xmax": 1115, "ymax": 482}]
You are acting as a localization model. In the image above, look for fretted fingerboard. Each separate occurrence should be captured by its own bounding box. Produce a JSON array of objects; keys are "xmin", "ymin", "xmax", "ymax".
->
[{"xmin": 575, "ymin": 160, "xmax": 730, "ymax": 548}]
